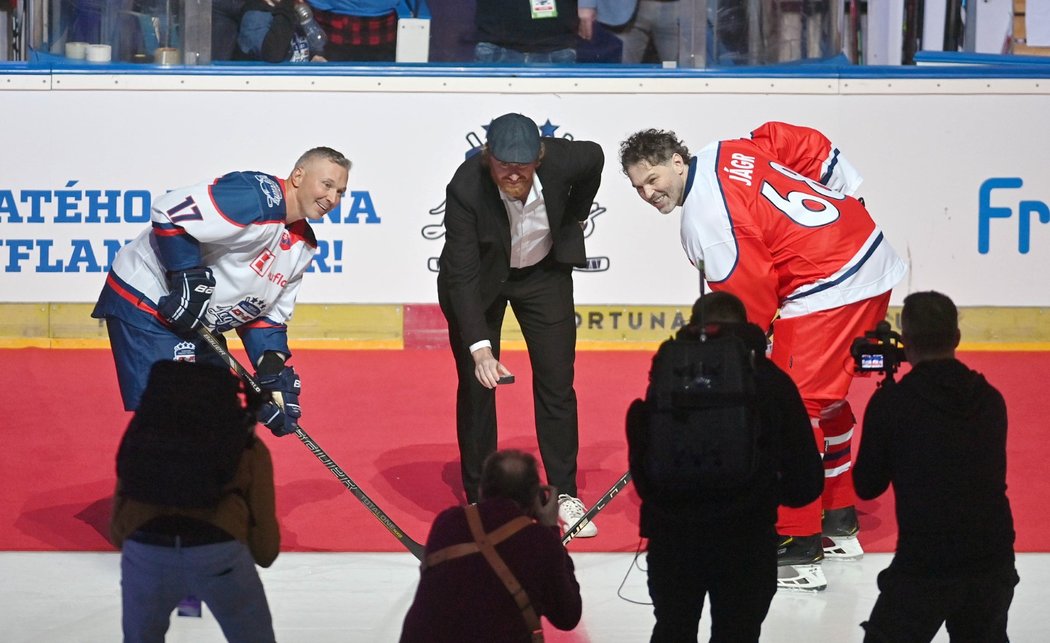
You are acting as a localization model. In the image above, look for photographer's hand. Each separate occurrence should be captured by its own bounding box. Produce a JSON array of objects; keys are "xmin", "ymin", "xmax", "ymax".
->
[{"xmin": 532, "ymin": 485, "xmax": 559, "ymax": 528}]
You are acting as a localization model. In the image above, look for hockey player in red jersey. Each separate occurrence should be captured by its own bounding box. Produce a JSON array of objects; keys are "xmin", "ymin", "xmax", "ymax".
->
[
  {"xmin": 619, "ymin": 123, "xmax": 907, "ymax": 591},
  {"xmin": 93, "ymin": 147, "xmax": 351, "ymax": 437}
]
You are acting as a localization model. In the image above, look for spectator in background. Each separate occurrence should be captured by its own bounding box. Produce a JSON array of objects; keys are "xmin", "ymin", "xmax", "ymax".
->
[
  {"xmin": 854, "ymin": 291, "xmax": 1018, "ymax": 642},
  {"xmin": 110, "ymin": 360, "xmax": 280, "ymax": 642},
  {"xmin": 474, "ymin": 0, "xmax": 593, "ymax": 63},
  {"xmin": 400, "ymin": 449, "xmax": 582, "ymax": 642},
  {"xmin": 238, "ymin": 0, "xmax": 328, "ymax": 62},
  {"xmin": 598, "ymin": 0, "xmax": 680, "ymax": 64},
  {"xmin": 424, "ymin": 0, "xmax": 477, "ymax": 61},
  {"xmin": 213, "ymin": 0, "xmax": 247, "ymax": 60},
  {"xmin": 307, "ymin": 0, "xmax": 400, "ymax": 62}
]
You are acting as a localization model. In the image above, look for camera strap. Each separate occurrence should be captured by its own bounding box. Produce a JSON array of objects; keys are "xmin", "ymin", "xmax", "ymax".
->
[{"xmin": 423, "ymin": 506, "xmax": 543, "ymax": 641}]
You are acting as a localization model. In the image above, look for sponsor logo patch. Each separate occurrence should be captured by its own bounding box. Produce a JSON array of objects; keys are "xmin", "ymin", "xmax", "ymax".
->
[{"xmin": 251, "ymin": 249, "xmax": 276, "ymax": 277}]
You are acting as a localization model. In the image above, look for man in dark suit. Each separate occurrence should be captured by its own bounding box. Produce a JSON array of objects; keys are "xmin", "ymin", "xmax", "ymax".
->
[{"xmin": 437, "ymin": 113, "xmax": 604, "ymax": 537}]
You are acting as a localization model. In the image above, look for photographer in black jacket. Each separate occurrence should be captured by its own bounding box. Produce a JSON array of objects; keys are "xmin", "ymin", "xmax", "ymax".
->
[
  {"xmin": 854, "ymin": 291, "xmax": 1018, "ymax": 642},
  {"xmin": 627, "ymin": 291, "xmax": 823, "ymax": 642}
]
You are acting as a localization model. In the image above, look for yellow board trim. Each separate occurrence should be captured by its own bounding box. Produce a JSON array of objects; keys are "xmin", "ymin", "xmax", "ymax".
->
[{"xmin": 2, "ymin": 303, "xmax": 1049, "ymax": 350}]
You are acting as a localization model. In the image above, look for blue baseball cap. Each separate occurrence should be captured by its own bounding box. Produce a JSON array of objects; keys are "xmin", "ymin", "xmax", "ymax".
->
[{"xmin": 486, "ymin": 113, "xmax": 541, "ymax": 163}]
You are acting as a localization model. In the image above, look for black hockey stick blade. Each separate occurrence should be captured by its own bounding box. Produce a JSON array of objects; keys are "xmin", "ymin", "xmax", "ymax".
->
[
  {"xmin": 561, "ymin": 470, "xmax": 633, "ymax": 546},
  {"xmin": 194, "ymin": 326, "xmax": 426, "ymax": 560},
  {"xmin": 293, "ymin": 427, "xmax": 426, "ymax": 561}
]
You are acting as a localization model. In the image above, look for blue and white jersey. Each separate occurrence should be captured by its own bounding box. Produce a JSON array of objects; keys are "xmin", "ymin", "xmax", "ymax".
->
[{"xmin": 94, "ymin": 171, "xmax": 317, "ymax": 345}]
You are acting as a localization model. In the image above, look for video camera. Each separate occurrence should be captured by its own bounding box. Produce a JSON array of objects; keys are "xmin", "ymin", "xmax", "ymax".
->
[{"xmin": 850, "ymin": 321, "xmax": 906, "ymax": 379}]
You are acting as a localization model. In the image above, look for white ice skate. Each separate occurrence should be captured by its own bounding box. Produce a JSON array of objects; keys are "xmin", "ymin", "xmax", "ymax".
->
[
  {"xmin": 776, "ymin": 534, "xmax": 827, "ymax": 591},
  {"xmin": 822, "ymin": 506, "xmax": 865, "ymax": 561},
  {"xmin": 776, "ymin": 564, "xmax": 827, "ymax": 592},
  {"xmin": 822, "ymin": 533, "xmax": 865, "ymax": 560}
]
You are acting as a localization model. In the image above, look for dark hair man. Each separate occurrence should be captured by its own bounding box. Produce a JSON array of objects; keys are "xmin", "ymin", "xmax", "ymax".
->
[
  {"xmin": 400, "ymin": 449, "xmax": 582, "ymax": 642},
  {"xmin": 111, "ymin": 360, "xmax": 281, "ymax": 642},
  {"xmin": 620, "ymin": 123, "xmax": 908, "ymax": 589},
  {"xmin": 628, "ymin": 291, "xmax": 823, "ymax": 641},
  {"xmin": 854, "ymin": 291, "xmax": 1018, "ymax": 642},
  {"xmin": 437, "ymin": 112, "xmax": 604, "ymax": 537}
]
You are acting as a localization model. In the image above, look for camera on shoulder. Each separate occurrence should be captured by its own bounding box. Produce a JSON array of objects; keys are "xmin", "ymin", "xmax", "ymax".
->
[{"xmin": 850, "ymin": 320, "xmax": 906, "ymax": 379}]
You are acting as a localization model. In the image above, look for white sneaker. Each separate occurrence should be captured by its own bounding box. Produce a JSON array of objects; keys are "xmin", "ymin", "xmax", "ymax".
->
[{"xmin": 558, "ymin": 494, "xmax": 598, "ymax": 538}]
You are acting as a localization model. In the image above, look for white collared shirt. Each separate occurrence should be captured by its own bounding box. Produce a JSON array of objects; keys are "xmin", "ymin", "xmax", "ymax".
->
[
  {"xmin": 470, "ymin": 174, "xmax": 553, "ymax": 354},
  {"xmin": 499, "ymin": 173, "xmax": 552, "ymax": 269}
]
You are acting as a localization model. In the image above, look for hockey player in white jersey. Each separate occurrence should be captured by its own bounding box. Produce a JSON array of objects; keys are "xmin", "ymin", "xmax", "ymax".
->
[{"xmin": 93, "ymin": 147, "xmax": 351, "ymax": 436}]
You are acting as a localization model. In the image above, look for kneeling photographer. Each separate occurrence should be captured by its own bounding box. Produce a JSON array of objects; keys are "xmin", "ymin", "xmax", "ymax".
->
[
  {"xmin": 853, "ymin": 291, "xmax": 1018, "ymax": 642},
  {"xmin": 627, "ymin": 292, "xmax": 823, "ymax": 642}
]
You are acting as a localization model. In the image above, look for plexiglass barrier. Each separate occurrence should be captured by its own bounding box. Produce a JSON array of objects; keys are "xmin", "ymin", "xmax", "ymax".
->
[
  {"xmin": 702, "ymin": 0, "xmax": 843, "ymax": 66},
  {"xmin": 31, "ymin": 0, "xmax": 211, "ymax": 64},
  {"xmin": 21, "ymin": 0, "xmax": 844, "ymax": 68}
]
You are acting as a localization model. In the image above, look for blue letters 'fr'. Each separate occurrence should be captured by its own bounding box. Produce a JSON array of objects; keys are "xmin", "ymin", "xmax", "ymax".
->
[{"xmin": 979, "ymin": 178, "xmax": 1050, "ymax": 254}]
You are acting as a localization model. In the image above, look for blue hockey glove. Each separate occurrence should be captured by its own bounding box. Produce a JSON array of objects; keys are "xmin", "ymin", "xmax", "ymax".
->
[
  {"xmin": 157, "ymin": 268, "xmax": 215, "ymax": 331},
  {"xmin": 256, "ymin": 366, "xmax": 302, "ymax": 436}
]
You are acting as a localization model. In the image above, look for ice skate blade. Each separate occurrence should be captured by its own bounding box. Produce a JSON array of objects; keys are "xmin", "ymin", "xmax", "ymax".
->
[
  {"xmin": 776, "ymin": 564, "xmax": 827, "ymax": 592},
  {"xmin": 822, "ymin": 534, "xmax": 864, "ymax": 561}
]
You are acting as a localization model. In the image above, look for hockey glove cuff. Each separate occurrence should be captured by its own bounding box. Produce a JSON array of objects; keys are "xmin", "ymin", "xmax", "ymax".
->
[{"xmin": 256, "ymin": 365, "xmax": 302, "ymax": 436}]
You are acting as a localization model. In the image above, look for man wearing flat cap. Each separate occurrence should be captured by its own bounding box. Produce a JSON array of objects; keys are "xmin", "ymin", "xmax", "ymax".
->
[{"xmin": 437, "ymin": 113, "xmax": 605, "ymax": 537}]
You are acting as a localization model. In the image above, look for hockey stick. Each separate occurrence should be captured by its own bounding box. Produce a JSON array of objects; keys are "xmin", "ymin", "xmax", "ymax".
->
[
  {"xmin": 194, "ymin": 326, "xmax": 426, "ymax": 561},
  {"xmin": 562, "ymin": 470, "xmax": 633, "ymax": 546}
]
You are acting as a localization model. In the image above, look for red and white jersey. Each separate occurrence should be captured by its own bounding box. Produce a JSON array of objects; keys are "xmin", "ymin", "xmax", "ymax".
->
[
  {"xmin": 102, "ymin": 171, "xmax": 317, "ymax": 333},
  {"xmin": 680, "ymin": 122, "xmax": 907, "ymax": 327}
]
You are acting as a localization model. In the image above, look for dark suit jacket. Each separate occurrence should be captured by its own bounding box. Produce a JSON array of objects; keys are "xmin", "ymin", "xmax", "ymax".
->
[{"xmin": 437, "ymin": 137, "xmax": 604, "ymax": 347}]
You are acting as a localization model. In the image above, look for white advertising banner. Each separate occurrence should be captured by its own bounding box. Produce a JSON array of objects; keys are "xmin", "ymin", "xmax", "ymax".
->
[{"xmin": 1, "ymin": 76, "xmax": 1048, "ymax": 307}]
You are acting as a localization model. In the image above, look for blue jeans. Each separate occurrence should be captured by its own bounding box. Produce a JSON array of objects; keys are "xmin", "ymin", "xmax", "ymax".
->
[
  {"xmin": 121, "ymin": 539, "xmax": 275, "ymax": 643},
  {"xmin": 474, "ymin": 42, "xmax": 577, "ymax": 64}
]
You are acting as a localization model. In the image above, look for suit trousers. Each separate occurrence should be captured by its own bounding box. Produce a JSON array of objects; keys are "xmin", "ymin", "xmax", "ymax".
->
[{"xmin": 445, "ymin": 262, "xmax": 579, "ymax": 503}]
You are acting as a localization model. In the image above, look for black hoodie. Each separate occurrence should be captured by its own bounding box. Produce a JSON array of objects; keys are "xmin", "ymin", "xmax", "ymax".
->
[{"xmin": 855, "ymin": 358, "xmax": 1015, "ymax": 575}]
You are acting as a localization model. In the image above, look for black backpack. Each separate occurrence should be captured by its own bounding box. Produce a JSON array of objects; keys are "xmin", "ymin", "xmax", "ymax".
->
[
  {"xmin": 116, "ymin": 361, "xmax": 255, "ymax": 509},
  {"xmin": 642, "ymin": 332, "xmax": 760, "ymax": 495}
]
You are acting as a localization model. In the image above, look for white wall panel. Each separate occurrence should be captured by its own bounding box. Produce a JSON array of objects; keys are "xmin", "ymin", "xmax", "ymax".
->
[{"xmin": 1, "ymin": 74, "xmax": 1048, "ymax": 306}]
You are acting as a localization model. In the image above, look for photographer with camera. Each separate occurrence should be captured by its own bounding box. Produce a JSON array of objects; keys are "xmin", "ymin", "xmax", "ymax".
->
[
  {"xmin": 400, "ymin": 449, "xmax": 582, "ymax": 642},
  {"xmin": 627, "ymin": 292, "xmax": 823, "ymax": 641},
  {"xmin": 854, "ymin": 291, "xmax": 1018, "ymax": 642}
]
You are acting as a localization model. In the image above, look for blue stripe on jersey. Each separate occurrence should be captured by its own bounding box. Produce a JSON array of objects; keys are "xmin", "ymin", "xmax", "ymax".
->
[
  {"xmin": 209, "ymin": 171, "xmax": 287, "ymax": 225},
  {"xmin": 785, "ymin": 232, "xmax": 884, "ymax": 302},
  {"xmin": 825, "ymin": 445, "xmax": 851, "ymax": 463},
  {"xmin": 683, "ymin": 154, "xmax": 698, "ymax": 200},
  {"xmin": 820, "ymin": 149, "xmax": 840, "ymax": 185}
]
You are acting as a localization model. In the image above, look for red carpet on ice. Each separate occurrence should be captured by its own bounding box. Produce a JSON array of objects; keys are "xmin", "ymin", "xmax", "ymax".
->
[{"xmin": 3, "ymin": 348, "xmax": 1047, "ymax": 554}]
